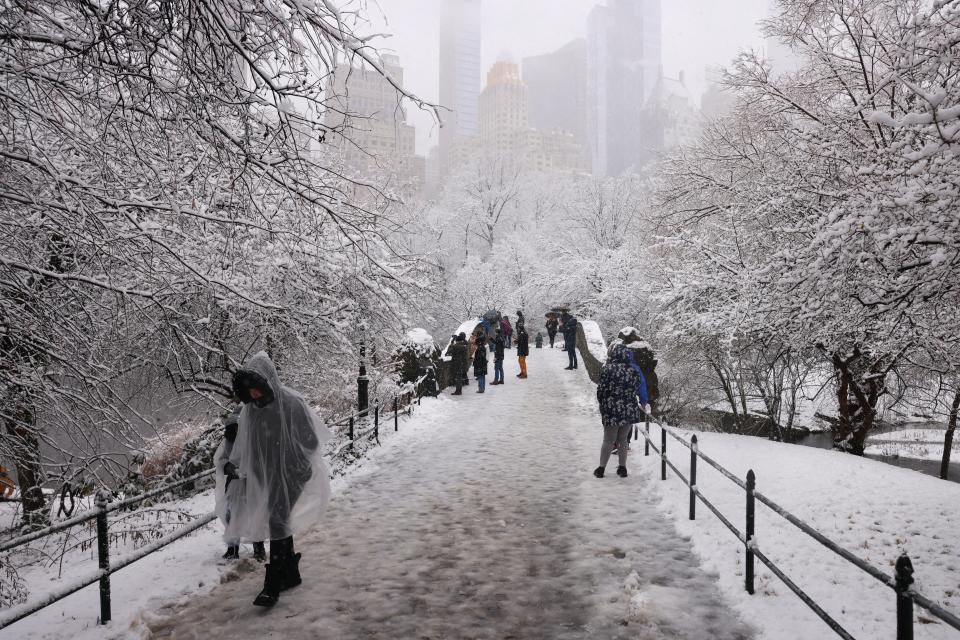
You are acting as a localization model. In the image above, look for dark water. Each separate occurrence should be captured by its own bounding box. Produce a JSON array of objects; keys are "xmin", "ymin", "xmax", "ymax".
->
[{"xmin": 797, "ymin": 429, "xmax": 960, "ymax": 484}]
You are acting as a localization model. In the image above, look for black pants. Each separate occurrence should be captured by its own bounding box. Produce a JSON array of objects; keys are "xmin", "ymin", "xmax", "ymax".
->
[
  {"xmin": 269, "ymin": 482, "xmax": 304, "ymax": 541},
  {"xmin": 567, "ymin": 348, "xmax": 578, "ymax": 368},
  {"xmin": 548, "ymin": 333, "xmax": 556, "ymax": 347}
]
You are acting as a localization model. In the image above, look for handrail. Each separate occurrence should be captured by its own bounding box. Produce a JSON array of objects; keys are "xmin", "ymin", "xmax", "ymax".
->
[
  {"xmin": 644, "ymin": 419, "xmax": 960, "ymax": 637},
  {"xmin": 0, "ymin": 469, "xmax": 215, "ymax": 554}
]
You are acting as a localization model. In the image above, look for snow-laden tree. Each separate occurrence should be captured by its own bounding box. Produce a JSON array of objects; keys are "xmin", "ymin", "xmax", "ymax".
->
[
  {"xmin": 654, "ymin": 0, "xmax": 960, "ymax": 453},
  {"xmin": 0, "ymin": 0, "xmax": 433, "ymax": 526}
]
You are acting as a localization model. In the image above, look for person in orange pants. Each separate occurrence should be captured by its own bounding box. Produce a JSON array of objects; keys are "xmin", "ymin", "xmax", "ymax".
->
[{"xmin": 516, "ymin": 325, "xmax": 529, "ymax": 378}]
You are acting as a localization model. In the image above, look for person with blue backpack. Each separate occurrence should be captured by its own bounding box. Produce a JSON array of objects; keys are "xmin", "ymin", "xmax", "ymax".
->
[{"xmin": 594, "ymin": 344, "xmax": 651, "ymax": 478}]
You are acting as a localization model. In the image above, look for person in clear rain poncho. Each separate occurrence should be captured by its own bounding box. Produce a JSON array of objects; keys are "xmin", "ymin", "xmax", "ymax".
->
[
  {"xmin": 214, "ymin": 407, "xmax": 265, "ymax": 561},
  {"xmin": 223, "ymin": 351, "xmax": 332, "ymax": 608}
]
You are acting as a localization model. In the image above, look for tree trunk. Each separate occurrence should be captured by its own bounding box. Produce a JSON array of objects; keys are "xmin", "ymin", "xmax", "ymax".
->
[
  {"xmin": 5, "ymin": 397, "xmax": 48, "ymax": 529},
  {"xmin": 941, "ymin": 388, "xmax": 960, "ymax": 481}
]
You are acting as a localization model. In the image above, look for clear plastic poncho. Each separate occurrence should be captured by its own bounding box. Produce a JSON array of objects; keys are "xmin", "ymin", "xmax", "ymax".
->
[{"xmin": 214, "ymin": 352, "xmax": 332, "ymax": 542}]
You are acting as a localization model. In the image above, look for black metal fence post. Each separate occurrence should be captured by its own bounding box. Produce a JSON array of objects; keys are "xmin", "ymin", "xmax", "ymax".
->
[
  {"xmin": 374, "ymin": 402, "xmax": 380, "ymax": 445},
  {"xmin": 746, "ymin": 469, "xmax": 756, "ymax": 595},
  {"xmin": 94, "ymin": 490, "xmax": 111, "ymax": 624},
  {"xmin": 689, "ymin": 435, "xmax": 698, "ymax": 520},
  {"xmin": 660, "ymin": 426, "xmax": 667, "ymax": 480},
  {"xmin": 394, "ymin": 397, "xmax": 399, "ymax": 432},
  {"xmin": 349, "ymin": 416, "xmax": 355, "ymax": 451},
  {"xmin": 645, "ymin": 419, "xmax": 650, "ymax": 457},
  {"xmin": 896, "ymin": 554, "xmax": 915, "ymax": 640}
]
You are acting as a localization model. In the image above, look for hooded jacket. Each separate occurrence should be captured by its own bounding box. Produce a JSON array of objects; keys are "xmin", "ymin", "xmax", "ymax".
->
[
  {"xmin": 597, "ymin": 345, "xmax": 649, "ymax": 427},
  {"xmin": 221, "ymin": 352, "xmax": 332, "ymax": 541},
  {"xmin": 516, "ymin": 329, "xmax": 529, "ymax": 357},
  {"xmin": 473, "ymin": 338, "xmax": 488, "ymax": 376}
]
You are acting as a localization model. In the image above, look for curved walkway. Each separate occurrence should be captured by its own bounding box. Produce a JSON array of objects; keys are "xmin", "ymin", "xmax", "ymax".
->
[{"xmin": 142, "ymin": 347, "xmax": 753, "ymax": 639}]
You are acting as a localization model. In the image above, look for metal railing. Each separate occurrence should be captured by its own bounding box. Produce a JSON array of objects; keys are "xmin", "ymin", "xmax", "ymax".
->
[
  {"xmin": 0, "ymin": 386, "xmax": 428, "ymax": 632},
  {"xmin": 640, "ymin": 418, "xmax": 960, "ymax": 640},
  {"xmin": 0, "ymin": 469, "xmax": 216, "ymax": 630}
]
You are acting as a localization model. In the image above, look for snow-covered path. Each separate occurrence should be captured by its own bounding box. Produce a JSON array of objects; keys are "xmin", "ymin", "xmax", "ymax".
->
[{"xmin": 141, "ymin": 347, "xmax": 753, "ymax": 640}]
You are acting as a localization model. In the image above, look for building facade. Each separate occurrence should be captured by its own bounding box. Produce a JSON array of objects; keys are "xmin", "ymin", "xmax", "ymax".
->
[
  {"xmin": 479, "ymin": 59, "xmax": 528, "ymax": 156},
  {"xmin": 323, "ymin": 54, "xmax": 422, "ymax": 187},
  {"xmin": 522, "ymin": 39, "xmax": 589, "ymax": 157},
  {"xmin": 439, "ymin": 0, "xmax": 482, "ymax": 169},
  {"xmin": 478, "ymin": 59, "xmax": 587, "ymax": 173},
  {"xmin": 587, "ymin": 0, "xmax": 662, "ymax": 176}
]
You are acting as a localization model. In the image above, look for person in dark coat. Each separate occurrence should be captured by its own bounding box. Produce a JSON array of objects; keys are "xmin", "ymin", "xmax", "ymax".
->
[
  {"xmin": 515, "ymin": 310, "xmax": 526, "ymax": 334},
  {"xmin": 594, "ymin": 345, "xmax": 650, "ymax": 478},
  {"xmin": 491, "ymin": 330, "xmax": 506, "ymax": 385},
  {"xmin": 561, "ymin": 312, "xmax": 578, "ymax": 370},
  {"xmin": 500, "ymin": 316, "xmax": 513, "ymax": 349},
  {"xmin": 449, "ymin": 333, "xmax": 469, "ymax": 395},
  {"xmin": 545, "ymin": 317, "xmax": 559, "ymax": 348},
  {"xmin": 515, "ymin": 325, "xmax": 529, "ymax": 378},
  {"xmin": 473, "ymin": 333, "xmax": 488, "ymax": 393}
]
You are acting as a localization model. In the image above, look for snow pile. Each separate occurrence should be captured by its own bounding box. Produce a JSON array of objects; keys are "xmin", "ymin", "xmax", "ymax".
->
[
  {"xmin": 398, "ymin": 328, "xmax": 436, "ymax": 358},
  {"xmin": 579, "ymin": 319, "xmax": 608, "ymax": 365}
]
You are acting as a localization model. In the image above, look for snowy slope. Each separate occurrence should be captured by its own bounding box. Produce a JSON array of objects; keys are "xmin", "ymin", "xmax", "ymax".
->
[{"xmin": 636, "ymin": 427, "xmax": 960, "ymax": 639}]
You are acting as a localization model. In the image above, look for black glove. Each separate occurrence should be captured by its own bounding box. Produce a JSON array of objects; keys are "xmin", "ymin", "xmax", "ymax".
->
[{"xmin": 223, "ymin": 461, "xmax": 239, "ymax": 490}]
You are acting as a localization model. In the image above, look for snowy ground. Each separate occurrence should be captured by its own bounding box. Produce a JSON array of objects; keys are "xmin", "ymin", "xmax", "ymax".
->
[
  {"xmin": 636, "ymin": 426, "xmax": 960, "ymax": 639},
  {"xmin": 8, "ymin": 346, "xmax": 955, "ymax": 640},
  {"xmin": 130, "ymin": 346, "xmax": 751, "ymax": 640}
]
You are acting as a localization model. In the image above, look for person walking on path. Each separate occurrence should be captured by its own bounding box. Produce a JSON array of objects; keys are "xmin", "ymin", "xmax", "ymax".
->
[
  {"xmin": 491, "ymin": 329, "xmax": 506, "ymax": 385},
  {"xmin": 545, "ymin": 316, "xmax": 559, "ymax": 348},
  {"xmin": 516, "ymin": 325, "xmax": 529, "ymax": 379},
  {"xmin": 500, "ymin": 315, "xmax": 513, "ymax": 349},
  {"xmin": 229, "ymin": 351, "xmax": 333, "ymax": 608},
  {"xmin": 515, "ymin": 310, "xmax": 525, "ymax": 334},
  {"xmin": 215, "ymin": 407, "xmax": 265, "ymax": 562},
  {"xmin": 594, "ymin": 345, "xmax": 650, "ymax": 479},
  {"xmin": 473, "ymin": 333, "xmax": 489, "ymax": 393},
  {"xmin": 449, "ymin": 333, "xmax": 469, "ymax": 395},
  {"xmin": 561, "ymin": 312, "xmax": 578, "ymax": 370}
]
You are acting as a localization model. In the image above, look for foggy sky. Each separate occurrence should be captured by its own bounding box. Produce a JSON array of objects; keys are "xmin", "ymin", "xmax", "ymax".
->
[{"xmin": 366, "ymin": 0, "xmax": 769, "ymax": 155}]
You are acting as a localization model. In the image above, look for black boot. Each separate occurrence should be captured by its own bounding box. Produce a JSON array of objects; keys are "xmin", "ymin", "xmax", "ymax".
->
[
  {"xmin": 283, "ymin": 552, "xmax": 302, "ymax": 591},
  {"xmin": 253, "ymin": 541, "xmax": 266, "ymax": 562},
  {"xmin": 593, "ymin": 466, "xmax": 605, "ymax": 478},
  {"xmin": 253, "ymin": 563, "xmax": 284, "ymax": 607},
  {"xmin": 617, "ymin": 466, "xmax": 628, "ymax": 478},
  {"xmin": 222, "ymin": 545, "xmax": 239, "ymax": 560}
]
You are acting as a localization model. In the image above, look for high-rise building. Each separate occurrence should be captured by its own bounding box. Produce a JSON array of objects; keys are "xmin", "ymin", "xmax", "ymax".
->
[
  {"xmin": 478, "ymin": 59, "xmax": 587, "ymax": 173},
  {"xmin": 522, "ymin": 39, "xmax": 589, "ymax": 153},
  {"xmin": 587, "ymin": 0, "xmax": 661, "ymax": 176},
  {"xmin": 479, "ymin": 59, "xmax": 527, "ymax": 157},
  {"xmin": 439, "ymin": 0, "xmax": 481, "ymax": 169},
  {"xmin": 323, "ymin": 54, "xmax": 422, "ymax": 186},
  {"xmin": 640, "ymin": 70, "xmax": 698, "ymax": 165}
]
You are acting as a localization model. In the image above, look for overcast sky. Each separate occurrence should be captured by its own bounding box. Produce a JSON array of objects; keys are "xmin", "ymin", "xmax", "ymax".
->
[{"xmin": 364, "ymin": 0, "xmax": 769, "ymax": 155}]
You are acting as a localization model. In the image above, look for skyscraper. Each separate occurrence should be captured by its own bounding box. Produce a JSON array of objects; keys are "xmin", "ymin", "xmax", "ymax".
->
[
  {"xmin": 439, "ymin": 0, "xmax": 481, "ymax": 169},
  {"xmin": 323, "ymin": 54, "xmax": 421, "ymax": 184},
  {"xmin": 587, "ymin": 0, "xmax": 661, "ymax": 176},
  {"xmin": 479, "ymin": 58, "xmax": 527, "ymax": 157},
  {"xmin": 523, "ymin": 39, "xmax": 589, "ymax": 159}
]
